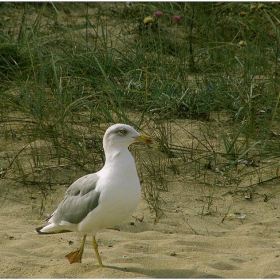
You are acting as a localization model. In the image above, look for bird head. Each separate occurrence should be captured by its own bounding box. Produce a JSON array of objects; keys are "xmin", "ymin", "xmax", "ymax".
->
[{"xmin": 103, "ymin": 124, "xmax": 152, "ymax": 151}]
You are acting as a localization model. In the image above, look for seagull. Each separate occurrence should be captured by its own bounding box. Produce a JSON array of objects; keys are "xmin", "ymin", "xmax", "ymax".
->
[{"xmin": 35, "ymin": 123, "xmax": 152, "ymax": 267}]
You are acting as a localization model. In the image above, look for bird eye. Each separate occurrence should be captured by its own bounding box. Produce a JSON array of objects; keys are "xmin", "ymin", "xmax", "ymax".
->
[{"xmin": 119, "ymin": 129, "xmax": 127, "ymax": 135}]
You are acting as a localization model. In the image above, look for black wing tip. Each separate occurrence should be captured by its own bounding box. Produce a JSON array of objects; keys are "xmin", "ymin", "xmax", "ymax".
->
[
  {"xmin": 35, "ymin": 226, "xmax": 72, "ymax": 235},
  {"xmin": 35, "ymin": 226, "xmax": 46, "ymax": 234}
]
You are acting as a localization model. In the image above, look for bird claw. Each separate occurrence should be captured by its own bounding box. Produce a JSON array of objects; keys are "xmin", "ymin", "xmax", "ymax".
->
[{"xmin": 65, "ymin": 249, "xmax": 84, "ymax": 264}]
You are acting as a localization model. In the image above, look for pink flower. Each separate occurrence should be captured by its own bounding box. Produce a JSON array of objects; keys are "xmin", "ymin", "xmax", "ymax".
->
[
  {"xmin": 154, "ymin": 11, "xmax": 163, "ymax": 18},
  {"xmin": 172, "ymin": 15, "xmax": 181, "ymax": 23},
  {"xmin": 86, "ymin": 30, "xmax": 94, "ymax": 36}
]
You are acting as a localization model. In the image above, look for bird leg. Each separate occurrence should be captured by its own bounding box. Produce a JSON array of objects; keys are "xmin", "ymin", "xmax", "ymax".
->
[
  {"xmin": 92, "ymin": 236, "xmax": 104, "ymax": 268},
  {"xmin": 65, "ymin": 234, "xmax": 87, "ymax": 264}
]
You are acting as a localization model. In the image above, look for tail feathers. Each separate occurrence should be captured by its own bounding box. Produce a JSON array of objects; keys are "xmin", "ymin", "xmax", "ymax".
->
[{"xmin": 35, "ymin": 225, "xmax": 71, "ymax": 235}]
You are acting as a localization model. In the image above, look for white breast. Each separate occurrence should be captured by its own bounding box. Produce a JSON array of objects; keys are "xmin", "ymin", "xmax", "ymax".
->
[{"xmin": 78, "ymin": 151, "xmax": 141, "ymax": 234}]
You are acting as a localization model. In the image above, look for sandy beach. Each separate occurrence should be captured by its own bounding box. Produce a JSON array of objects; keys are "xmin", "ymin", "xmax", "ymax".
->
[{"xmin": 1, "ymin": 175, "xmax": 280, "ymax": 278}]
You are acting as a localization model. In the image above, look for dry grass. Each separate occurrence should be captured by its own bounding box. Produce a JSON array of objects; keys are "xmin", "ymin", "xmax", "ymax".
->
[{"xmin": 1, "ymin": 2, "xmax": 280, "ymax": 220}]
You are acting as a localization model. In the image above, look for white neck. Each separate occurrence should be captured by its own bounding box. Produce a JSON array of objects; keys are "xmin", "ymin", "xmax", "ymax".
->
[{"xmin": 103, "ymin": 146, "xmax": 134, "ymax": 169}]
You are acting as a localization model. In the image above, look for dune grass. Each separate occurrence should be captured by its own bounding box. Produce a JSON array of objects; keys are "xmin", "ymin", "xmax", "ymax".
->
[{"xmin": 1, "ymin": 2, "xmax": 280, "ymax": 220}]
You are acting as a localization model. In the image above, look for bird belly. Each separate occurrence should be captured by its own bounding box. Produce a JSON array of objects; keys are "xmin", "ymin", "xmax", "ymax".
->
[{"xmin": 78, "ymin": 182, "xmax": 141, "ymax": 234}]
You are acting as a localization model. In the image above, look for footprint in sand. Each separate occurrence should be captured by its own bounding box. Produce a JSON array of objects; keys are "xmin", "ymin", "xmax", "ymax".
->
[{"xmin": 208, "ymin": 262, "xmax": 238, "ymax": 270}]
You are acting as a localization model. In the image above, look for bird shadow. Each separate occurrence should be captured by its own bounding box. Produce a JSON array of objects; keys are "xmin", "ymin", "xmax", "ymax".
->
[{"xmin": 104, "ymin": 265, "xmax": 224, "ymax": 278}]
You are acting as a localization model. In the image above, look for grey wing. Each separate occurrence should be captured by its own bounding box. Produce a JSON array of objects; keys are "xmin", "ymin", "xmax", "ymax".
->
[
  {"xmin": 49, "ymin": 173, "xmax": 100, "ymax": 224},
  {"xmin": 66, "ymin": 173, "xmax": 100, "ymax": 196}
]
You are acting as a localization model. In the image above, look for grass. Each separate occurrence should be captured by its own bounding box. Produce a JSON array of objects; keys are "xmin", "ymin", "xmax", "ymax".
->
[{"xmin": 1, "ymin": 2, "xmax": 280, "ymax": 221}]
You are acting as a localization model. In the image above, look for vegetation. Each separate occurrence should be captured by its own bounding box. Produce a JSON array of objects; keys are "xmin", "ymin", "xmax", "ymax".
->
[{"xmin": 1, "ymin": 2, "xmax": 280, "ymax": 220}]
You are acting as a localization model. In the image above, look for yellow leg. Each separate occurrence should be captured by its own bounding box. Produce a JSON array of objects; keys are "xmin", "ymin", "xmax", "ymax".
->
[
  {"xmin": 65, "ymin": 234, "xmax": 87, "ymax": 264},
  {"xmin": 92, "ymin": 236, "xmax": 104, "ymax": 268}
]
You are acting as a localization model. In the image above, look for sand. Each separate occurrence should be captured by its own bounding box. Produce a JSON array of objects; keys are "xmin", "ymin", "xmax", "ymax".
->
[{"xmin": 1, "ymin": 175, "xmax": 280, "ymax": 279}]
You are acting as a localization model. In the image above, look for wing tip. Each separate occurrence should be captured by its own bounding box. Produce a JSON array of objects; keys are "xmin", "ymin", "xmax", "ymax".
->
[
  {"xmin": 35, "ymin": 226, "xmax": 46, "ymax": 234},
  {"xmin": 35, "ymin": 225, "xmax": 72, "ymax": 235}
]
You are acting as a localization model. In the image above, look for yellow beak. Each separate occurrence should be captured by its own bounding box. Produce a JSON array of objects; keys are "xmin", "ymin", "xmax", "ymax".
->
[{"xmin": 134, "ymin": 134, "xmax": 153, "ymax": 144}]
